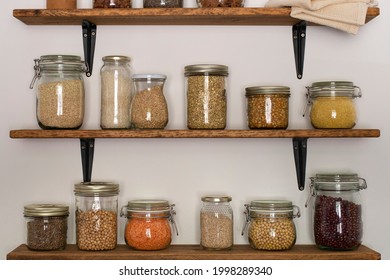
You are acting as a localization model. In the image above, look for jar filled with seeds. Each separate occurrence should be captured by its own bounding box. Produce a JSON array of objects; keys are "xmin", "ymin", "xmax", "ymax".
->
[
  {"xmin": 304, "ymin": 81, "xmax": 362, "ymax": 129},
  {"xmin": 47, "ymin": 0, "xmax": 77, "ymax": 9},
  {"xmin": 184, "ymin": 64, "xmax": 228, "ymax": 129},
  {"xmin": 24, "ymin": 204, "xmax": 69, "ymax": 251},
  {"xmin": 242, "ymin": 200, "xmax": 300, "ymax": 251},
  {"xmin": 74, "ymin": 182, "xmax": 119, "ymax": 251},
  {"xmin": 120, "ymin": 199, "xmax": 178, "ymax": 251},
  {"xmin": 143, "ymin": 0, "xmax": 183, "ymax": 7},
  {"xmin": 307, "ymin": 173, "xmax": 367, "ymax": 250},
  {"xmin": 245, "ymin": 86, "xmax": 290, "ymax": 129},
  {"xmin": 200, "ymin": 195, "xmax": 233, "ymax": 250},
  {"xmin": 130, "ymin": 74, "xmax": 169, "ymax": 129},
  {"xmin": 93, "ymin": 0, "xmax": 131, "ymax": 8},
  {"xmin": 30, "ymin": 55, "xmax": 86, "ymax": 129},
  {"xmin": 100, "ymin": 55, "xmax": 133, "ymax": 129},
  {"xmin": 197, "ymin": 0, "xmax": 245, "ymax": 7}
]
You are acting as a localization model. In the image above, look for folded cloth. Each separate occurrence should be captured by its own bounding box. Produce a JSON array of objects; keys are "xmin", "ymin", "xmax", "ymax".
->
[{"xmin": 265, "ymin": 0, "xmax": 378, "ymax": 34}]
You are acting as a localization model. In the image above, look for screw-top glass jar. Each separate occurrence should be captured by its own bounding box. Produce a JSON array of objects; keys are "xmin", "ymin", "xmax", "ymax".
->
[
  {"xmin": 307, "ymin": 173, "xmax": 367, "ymax": 250},
  {"xmin": 242, "ymin": 200, "xmax": 300, "ymax": 251},
  {"xmin": 24, "ymin": 204, "xmax": 69, "ymax": 251},
  {"xmin": 197, "ymin": 0, "xmax": 245, "ymax": 7},
  {"xmin": 30, "ymin": 55, "xmax": 86, "ymax": 129},
  {"xmin": 121, "ymin": 199, "xmax": 178, "ymax": 250}
]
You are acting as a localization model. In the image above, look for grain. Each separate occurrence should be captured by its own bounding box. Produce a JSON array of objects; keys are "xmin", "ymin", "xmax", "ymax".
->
[
  {"xmin": 144, "ymin": 0, "xmax": 183, "ymax": 7},
  {"xmin": 197, "ymin": 0, "xmax": 243, "ymax": 7},
  {"xmin": 201, "ymin": 212, "xmax": 233, "ymax": 250}
]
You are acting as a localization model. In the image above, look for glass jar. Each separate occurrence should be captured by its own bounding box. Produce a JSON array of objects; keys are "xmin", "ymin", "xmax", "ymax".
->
[
  {"xmin": 184, "ymin": 64, "xmax": 228, "ymax": 129},
  {"xmin": 245, "ymin": 86, "xmax": 290, "ymax": 129},
  {"xmin": 47, "ymin": 0, "xmax": 77, "ymax": 9},
  {"xmin": 24, "ymin": 204, "xmax": 69, "ymax": 251},
  {"xmin": 307, "ymin": 173, "xmax": 367, "ymax": 250},
  {"xmin": 30, "ymin": 55, "xmax": 86, "ymax": 129},
  {"xmin": 121, "ymin": 199, "xmax": 178, "ymax": 250},
  {"xmin": 304, "ymin": 81, "xmax": 362, "ymax": 129},
  {"xmin": 100, "ymin": 55, "xmax": 133, "ymax": 129},
  {"xmin": 143, "ymin": 0, "xmax": 183, "ymax": 7},
  {"xmin": 242, "ymin": 200, "xmax": 300, "ymax": 251},
  {"xmin": 130, "ymin": 74, "xmax": 169, "ymax": 129},
  {"xmin": 93, "ymin": 0, "xmax": 131, "ymax": 8},
  {"xmin": 197, "ymin": 0, "xmax": 245, "ymax": 7},
  {"xmin": 74, "ymin": 182, "xmax": 119, "ymax": 251},
  {"xmin": 200, "ymin": 195, "xmax": 233, "ymax": 250}
]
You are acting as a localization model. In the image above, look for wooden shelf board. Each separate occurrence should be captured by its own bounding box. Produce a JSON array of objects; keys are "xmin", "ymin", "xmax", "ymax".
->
[{"xmin": 13, "ymin": 8, "xmax": 380, "ymax": 26}]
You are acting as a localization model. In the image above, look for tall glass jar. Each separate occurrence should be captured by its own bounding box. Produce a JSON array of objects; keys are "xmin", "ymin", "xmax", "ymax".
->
[
  {"xmin": 120, "ymin": 199, "xmax": 178, "ymax": 250},
  {"xmin": 30, "ymin": 55, "xmax": 86, "ymax": 129},
  {"xmin": 200, "ymin": 195, "xmax": 233, "ymax": 250},
  {"xmin": 242, "ymin": 200, "xmax": 300, "ymax": 251},
  {"xmin": 130, "ymin": 74, "xmax": 168, "ymax": 129},
  {"xmin": 24, "ymin": 204, "xmax": 69, "ymax": 251},
  {"xmin": 304, "ymin": 81, "xmax": 362, "ymax": 129},
  {"xmin": 184, "ymin": 64, "xmax": 228, "ymax": 129},
  {"xmin": 100, "ymin": 55, "xmax": 133, "ymax": 129},
  {"xmin": 307, "ymin": 174, "xmax": 367, "ymax": 250},
  {"xmin": 74, "ymin": 182, "xmax": 119, "ymax": 251}
]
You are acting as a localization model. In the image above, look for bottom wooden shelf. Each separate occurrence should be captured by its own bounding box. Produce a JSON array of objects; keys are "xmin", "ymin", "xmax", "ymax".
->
[{"xmin": 7, "ymin": 244, "xmax": 381, "ymax": 260}]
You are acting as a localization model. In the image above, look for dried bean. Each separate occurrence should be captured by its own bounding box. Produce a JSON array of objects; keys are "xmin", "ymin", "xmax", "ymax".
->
[{"xmin": 201, "ymin": 212, "xmax": 233, "ymax": 250}]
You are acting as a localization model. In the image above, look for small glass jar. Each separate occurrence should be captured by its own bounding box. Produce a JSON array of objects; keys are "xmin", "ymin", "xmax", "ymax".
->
[
  {"xmin": 242, "ymin": 200, "xmax": 300, "ymax": 251},
  {"xmin": 100, "ymin": 55, "xmax": 133, "ymax": 129},
  {"xmin": 143, "ymin": 0, "xmax": 183, "ymax": 8},
  {"xmin": 200, "ymin": 195, "xmax": 233, "ymax": 250},
  {"xmin": 307, "ymin": 173, "xmax": 367, "ymax": 250},
  {"xmin": 184, "ymin": 64, "xmax": 228, "ymax": 129},
  {"xmin": 197, "ymin": 0, "xmax": 245, "ymax": 7},
  {"xmin": 121, "ymin": 199, "xmax": 178, "ymax": 251},
  {"xmin": 30, "ymin": 55, "xmax": 86, "ymax": 129},
  {"xmin": 130, "ymin": 74, "xmax": 169, "ymax": 129},
  {"xmin": 47, "ymin": 0, "xmax": 77, "ymax": 9},
  {"xmin": 24, "ymin": 204, "xmax": 69, "ymax": 251},
  {"xmin": 245, "ymin": 86, "xmax": 290, "ymax": 129},
  {"xmin": 93, "ymin": 0, "xmax": 131, "ymax": 8},
  {"xmin": 74, "ymin": 182, "xmax": 119, "ymax": 251},
  {"xmin": 304, "ymin": 81, "xmax": 362, "ymax": 129}
]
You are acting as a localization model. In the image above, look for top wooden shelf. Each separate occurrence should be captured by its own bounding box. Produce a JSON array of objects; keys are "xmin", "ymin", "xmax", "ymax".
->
[{"xmin": 13, "ymin": 7, "xmax": 380, "ymax": 26}]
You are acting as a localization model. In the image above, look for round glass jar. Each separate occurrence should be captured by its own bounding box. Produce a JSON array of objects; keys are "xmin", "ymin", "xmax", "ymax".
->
[
  {"xmin": 307, "ymin": 173, "xmax": 367, "ymax": 250},
  {"xmin": 74, "ymin": 182, "xmax": 119, "ymax": 251},
  {"xmin": 200, "ymin": 195, "xmax": 233, "ymax": 250},
  {"xmin": 143, "ymin": 0, "xmax": 183, "ymax": 7},
  {"xmin": 197, "ymin": 0, "xmax": 245, "ymax": 7},
  {"xmin": 93, "ymin": 0, "xmax": 131, "ymax": 8},
  {"xmin": 245, "ymin": 86, "xmax": 290, "ymax": 129},
  {"xmin": 30, "ymin": 55, "xmax": 86, "ymax": 129},
  {"xmin": 100, "ymin": 55, "xmax": 133, "ymax": 129},
  {"xmin": 304, "ymin": 81, "xmax": 362, "ymax": 129},
  {"xmin": 242, "ymin": 200, "xmax": 300, "ymax": 251},
  {"xmin": 121, "ymin": 199, "xmax": 178, "ymax": 251},
  {"xmin": 24, "ymin": 204, "xmax": 69, "ymax": 251},
  {"xmin": 184, "ymin": 64, "xmax": 228, "ymax": 129},
  {"xmin": 130, "ymin": 74, "xmax": 169, "ymax": 129}
]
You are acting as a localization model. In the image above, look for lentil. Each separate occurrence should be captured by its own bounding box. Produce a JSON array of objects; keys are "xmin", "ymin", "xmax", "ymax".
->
[{"xmin": 201, "ymin": 212, "xmax": 233, "ymax": 250}]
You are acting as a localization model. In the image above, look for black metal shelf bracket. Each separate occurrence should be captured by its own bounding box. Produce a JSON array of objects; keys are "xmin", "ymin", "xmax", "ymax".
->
[
  {"xmin": 292, "ymin": 21, "xmax": 306, "ymax": 79},
  {"xmin": 82, "ymin": 20, "xmax": 97, "ymax": 77},
  {"xmin": 293, "ymin": 137, "xmax": 308, "ymax": 191},
  {"xmin": 80, "ymin": 138, "xmax": 95, "ymax": 182}
]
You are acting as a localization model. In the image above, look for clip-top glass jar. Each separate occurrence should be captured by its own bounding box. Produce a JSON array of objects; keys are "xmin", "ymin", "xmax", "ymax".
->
[
  {"xmin": 30, "ymin": 55, "xmax": 86, "ymax": 129},
  {"xmin": 242, "ymin": 200, "xmax": 300, "ymax": 251},
  {"xmin": 24, "ymin": 204, "xmax": 69, "ymax": 251},
  {"xmin": 100, "ymin": 55, "xmax": 133, "ymax": 129},
  {"xmin": 200, "ymin": 195, "xmax": 233, "ymax": 250},
  {"xmin": 121, "ymin": 199, "xmax": 178, "ymax": 250},
  {"xmin": 74, "ymin": 182, "xmax": 119, "ymax": 251},
  {"xmin": 304, "ymin": 81, "xmax": 362, "ymax": 129},
  {"xmin": 307, "ymin": 173, "xmax": 367, "ymax": 250}
]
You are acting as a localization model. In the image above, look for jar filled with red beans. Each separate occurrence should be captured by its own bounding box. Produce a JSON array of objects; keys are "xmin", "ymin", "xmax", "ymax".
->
[{"xmin": 307, "ymin": 174, "xmax": 367, "ymax": 250}]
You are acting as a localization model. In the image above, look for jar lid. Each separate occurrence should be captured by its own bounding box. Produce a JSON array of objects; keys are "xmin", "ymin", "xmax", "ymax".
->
[
  {"xmin": 24, "ymin": 204, "xmax": 69, "ymax": 217},
  {"xmin": 132, "ymin": 74, "xmax": 167, "ymax": 81},
  {"xmin": 249, "ymin": 200, "xmax": 293, "ymax": 211},
  {"xmin": 307, "ymin": 81, "xmax": 361, "ymax": 98},
  {"xmin": 245, "ymin": 86, "xmax": 290, "ymax": 97},
  {"xmin": 102, "ymin": 55, "xmax": 131, "ymax": 62},
  {"xmin": 74, "ymin": 182, "xmax": 119, "ymax": 196},
  {"xmin": 311, "ymin": 173, "xmax": 367, "ymax": 191},
  {"xmin": 126, "ymin": 199, "xmax": 170, "ymax": 210},
  {"xmin": 201, "ymin": 195, "xmax": 232, "ymax": 203},
  {"xmin": 184, "ymin": 64, "xmax": 229, "ymax": 76}
]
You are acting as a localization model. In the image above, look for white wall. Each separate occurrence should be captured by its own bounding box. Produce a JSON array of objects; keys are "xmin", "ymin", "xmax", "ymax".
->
[{"xmin": 1, "ymin": 0, "xmax": 389, "ymax": 259}]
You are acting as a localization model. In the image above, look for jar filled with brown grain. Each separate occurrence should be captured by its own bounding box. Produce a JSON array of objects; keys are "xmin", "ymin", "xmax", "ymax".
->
[
  {"xmin": 196, "ymin": 0, "xmax": 244, "ymax": 7},
  {"xmin": 74, "ymin": 182, "xmax": 119, "ymax": 251},
  {"xmin": 30, "ymin": 55, "xmax": 86, "ymax": 129},
  {"xmin": 245, "ymin": 86, "xmax": 290, "ymax": 129},
  {"xmin": 200, "ymin": 195, "xmax": 233, "ymax": 250},
  {"xmin": 130, "ymin": 74, "xmax": 169, "ymax": 129},
  {"xmin": 242, "ymin": 200, "xmax": 300, "ymax": 251},
  {"xmin": 100, "ymin": 55, "xmax": 133, "ymax": 129},
  {"xmin": 304, "ymin": 81, "xmax": 362, "ymax": 129},
  {"xmin": 143, "ymin": 0, "xmax": 183, "ymax": 7},
  {"xmin": 47, "ymin": 0, "xmax": 77, "ymax": 9},
  {"xmin": 120, "ymin": 199, "xmax": 178, "ymax": 250},
  {"xmin": 24, "ymin": 204, "xmax": 69, "ymax": 251},
  {"xmin": 184, "ymin": 64, "xmax": 228, "ymax": 129},
  {"xmin": 93, "ymin": 0, "xmax": 132, "ymax": 8},
  {"xmin": 307, "ymin": 173, "xmax": 366, "ymax": 250}
]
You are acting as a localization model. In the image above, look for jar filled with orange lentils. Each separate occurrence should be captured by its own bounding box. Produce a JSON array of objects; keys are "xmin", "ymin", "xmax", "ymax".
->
[{"xmin": 121, "ymin": 199, "xmax": 178, "ymax": 250}]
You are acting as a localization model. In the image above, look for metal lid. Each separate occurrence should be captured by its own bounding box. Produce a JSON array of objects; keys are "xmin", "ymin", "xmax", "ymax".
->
[
  {"xmin": 184, "ymin": 64, "xmax": 229, "ymax": 76},
  {"xmin": 245, "ymin": 86, "xmax": 290, "ymax": 97},
  {"xmin": 201, "ymin": 195, "xmax": 232, "ymax": 203},
  {"xmin": 311, "ymin": 173, "xmax": 367, "ymax": 191},
  {"xmin": 126, "ymin": 199, "xmax": 170, "ymax": 211},
  {"xmin": 307, "ymin": 81, "xmax": 361, "ymax": 98},
  {"xmin": 24, "ymin": 204, "xmax": 69, "ymax": 217},
  {"xmin": 132, "ymin": 74, "xmax": 167, "ymax": 81},
  {"xmin": 102, "ymin": 55, "xmax": 131, "ymax": 63},
  {"xmin": 74, "ymin": 182, "xmax": 119, "ymax": 196},
  {"xmin": 249, "ymin": 200, "xmax": 293, "ymax": 211}
]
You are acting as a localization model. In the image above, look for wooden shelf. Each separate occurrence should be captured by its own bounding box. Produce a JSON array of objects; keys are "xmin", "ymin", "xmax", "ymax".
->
[
  {"xmin": 13, "ymin": 7, "xmax": 380, "ymax": 26},
  {"xmin": 7, "ymin": 244, "xmax": 381, "ymax": 260}
]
